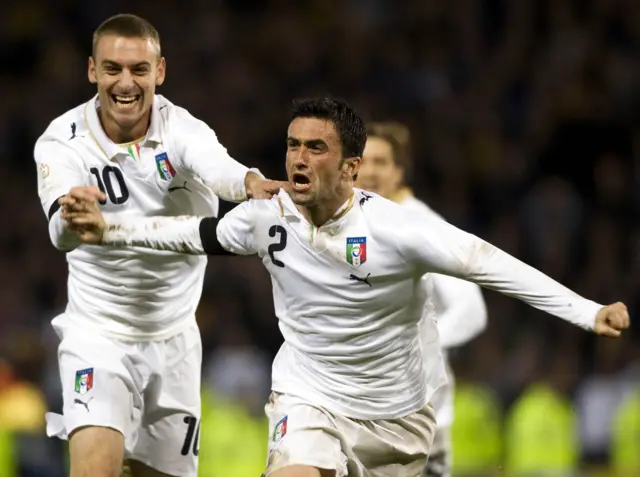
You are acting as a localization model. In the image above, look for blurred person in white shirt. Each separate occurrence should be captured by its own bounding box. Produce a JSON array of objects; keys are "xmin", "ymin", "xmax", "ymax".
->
[{"xmin": 357, "ymin": 122, "xmax": 487, "ymax": 477}]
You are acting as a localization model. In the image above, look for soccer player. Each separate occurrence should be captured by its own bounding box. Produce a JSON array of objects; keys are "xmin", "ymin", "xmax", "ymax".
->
[
  {"xmin": 34, "ymin": 13, "xmax": 284, "ymax": 477},
  {"xmin": 357, "ymin": 122, "xmax": 488, "ymax": 477},
  {"xmin": 61, "ymin": 97, "xmax": 630, "ymax": 477}
]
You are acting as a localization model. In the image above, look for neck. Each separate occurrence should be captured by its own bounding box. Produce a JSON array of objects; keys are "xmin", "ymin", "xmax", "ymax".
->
[
  {"xmin": 388, "ymin": 186, "xmax": 413, "ymax": 204},
  {"xmin": 298, "ymin": 187, "xmax": 354, "ymax": 227},
  {"xmin": 99, "ymin": 108, "xmax": 151, "ymax": 144}
]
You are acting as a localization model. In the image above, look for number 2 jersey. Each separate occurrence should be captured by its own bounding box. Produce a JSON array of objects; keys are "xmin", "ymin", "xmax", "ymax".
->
[
  {"xmin": 101, "ymin": 188, "xmax": 604, "ymax": 420},
  {"xmin": 34, "ymin": 94, "xmax": 254, "ymax": 340}
]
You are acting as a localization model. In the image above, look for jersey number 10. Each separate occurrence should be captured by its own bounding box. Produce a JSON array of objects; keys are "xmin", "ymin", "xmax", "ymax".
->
[{"xmin": 90, "ymin": 166, "xmax": 130, "ymax": 205}]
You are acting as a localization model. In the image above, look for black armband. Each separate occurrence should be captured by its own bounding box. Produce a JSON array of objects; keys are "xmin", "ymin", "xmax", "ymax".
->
[
  {"xmin": 199, "ymin": 217, "xmax": 233, "ymax": 255},
  {"xmin": 48, "ymin": 197, "xmax": 64, "ymax": 221}
]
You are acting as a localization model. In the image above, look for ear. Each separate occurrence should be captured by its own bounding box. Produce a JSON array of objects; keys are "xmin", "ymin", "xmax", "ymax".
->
[
  {"xmin": 88, "ymin": 56, "xmax": 97, "ymax": 84},
  {"xmin": 342, "ymin": 156, "xmax": 362, "ymax": 181},
  {"xmin": 156, "ymin": 57, "xmax": 166, "ymax": 86}
]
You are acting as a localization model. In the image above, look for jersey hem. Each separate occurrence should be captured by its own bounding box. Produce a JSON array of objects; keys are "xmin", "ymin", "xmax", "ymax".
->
[
  {"xmin": 53, "ymin": 312, "xmax": 195, "ymax": 342},
  {"xmin": 270, "ymin": 382, "xmax": 429, "ymax": 421}
]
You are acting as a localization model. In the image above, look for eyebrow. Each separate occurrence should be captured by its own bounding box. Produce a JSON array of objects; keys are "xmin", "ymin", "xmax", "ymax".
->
[
  {"xmin": 101, "ymin": 60, "xmax": 152, "ymax": 68},
  {"xmin": 287, "ymin": 137, "xmax": 327, "ymax": 148}
]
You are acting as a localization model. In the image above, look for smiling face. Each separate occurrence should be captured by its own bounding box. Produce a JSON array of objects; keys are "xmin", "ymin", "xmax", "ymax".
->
[
  {"xmin": 88, "ymin": 34, "xmax": 165, "ymax": 143},
  {"xmin": 285, "ymin": 117, "xmax": 360, "ymax": 208}
]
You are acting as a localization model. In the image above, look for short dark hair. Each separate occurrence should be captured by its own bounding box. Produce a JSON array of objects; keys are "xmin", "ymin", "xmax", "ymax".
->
[
  {"xmin": 366, "ymin": 121, "xmax": 413, "ymax": 176},
  {"xmin": 290, "ymin": 97, "xmax": 367, "ymax": 160},
  {"xmin": 92, "ymin": 14, "xmax": 161, "ymax": 58}
]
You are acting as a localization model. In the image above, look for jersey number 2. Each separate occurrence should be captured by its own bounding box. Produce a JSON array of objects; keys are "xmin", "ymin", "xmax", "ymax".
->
[
  {"xmin": 268, "ymin": 225, "xmax": 287, "ymax": 268},
  {"xmin": 90, "ymin": 166, "xmax": 129, "ymax": 205}
]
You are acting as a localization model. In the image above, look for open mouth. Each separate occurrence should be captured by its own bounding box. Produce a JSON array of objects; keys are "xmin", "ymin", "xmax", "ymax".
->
[
  {"xmin": 291, "ymin": 172, "xmax": 312, "ymax": 192},
  {"xmin": 111, "ymin": 94, "xmax": 141, "ymax": 109}
]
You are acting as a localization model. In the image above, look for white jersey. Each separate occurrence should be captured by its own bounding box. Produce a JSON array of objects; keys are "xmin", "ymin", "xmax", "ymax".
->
[
  {"xmin": 101, "ymin": 189, "xmax": 603, "ymax": 420},
  {"xmin": 34, "ymin": 94, "xmax": 253, "ymax": 340},
  {"xmin": 399, "ymin": 194, "xmax": 487, "ymax": 349},
  {"xmin": 399, "ymin": 192, "xmax": 488, "ymax": 427}
]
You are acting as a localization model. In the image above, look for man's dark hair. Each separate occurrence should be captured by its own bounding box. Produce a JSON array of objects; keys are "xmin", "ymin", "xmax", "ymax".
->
[
  {"xmin": 92, "ymin": 14, "xmax": 161, "ymax": 58},
  {"xmin": 290, "ymin": 97, "xmax": 367, "ymax": 161}
]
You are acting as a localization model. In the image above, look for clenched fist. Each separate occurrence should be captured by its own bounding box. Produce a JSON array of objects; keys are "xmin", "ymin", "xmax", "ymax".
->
[{"xmin": 594, "ymin": 302, "xmax": 630, "ymax": 338}]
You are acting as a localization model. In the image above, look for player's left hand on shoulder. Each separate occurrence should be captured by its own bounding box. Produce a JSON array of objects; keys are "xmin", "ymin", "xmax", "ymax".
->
[
  {"xmin": 245, "ymin": 172, "xmax": 288, "ymax": 199},
  {"xmin": 594, "ymin": 302, "xmax": 630, "ymax": 338}
]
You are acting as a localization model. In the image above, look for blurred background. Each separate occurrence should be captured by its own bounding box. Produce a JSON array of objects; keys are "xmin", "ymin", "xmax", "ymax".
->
[{"xmin": 0, "ymin": 0, "xmax": 638, "ymax": 476}]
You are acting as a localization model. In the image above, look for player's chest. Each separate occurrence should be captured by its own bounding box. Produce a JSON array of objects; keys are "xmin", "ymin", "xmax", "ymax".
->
[
  {"xmin": 81, "ymin": 143, "xmax": 183, "ymax": 213},
  {"xmin": 255, "ymin": 218, "xmax": 409, "ymax": 292}
]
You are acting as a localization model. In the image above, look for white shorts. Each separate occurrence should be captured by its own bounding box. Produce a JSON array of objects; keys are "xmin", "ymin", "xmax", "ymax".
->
[
  {"xmin": 45, "ymin": 317, "xmax": 202, "ymax": 477},
  {"xmin": 265, "ymin": 392, "xmax": 436, "ymax": 477},
  {"xmin": 422, "ymin": 426, "xmax": 451, "ymax": 477},
  {"xmin": 424, "ymin": 360, "xmax": 453, "ymax": 477}
]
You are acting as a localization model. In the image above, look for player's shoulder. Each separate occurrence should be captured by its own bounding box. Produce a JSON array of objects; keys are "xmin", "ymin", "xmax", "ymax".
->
[
  {"xmin": 356, "ymin": 188, "xmax": 408, "ymax": 217},
  {"xmin": 36, "ymin": 99, "xmax": 89, "ymax": 145},
  {"xmin": 399, "ymin": 194, "xmax": 446, "ymax": 223},
  {"xmin": 355, "ymin": 188, "xmax": 448, "ymax": 245},
  {"xmin": 355, "ymin": 188, "xmax": 418, "ymax": 229},
  {"xmin": 155, "ymin": 94, "xmax": 209, "ymax": 132}
]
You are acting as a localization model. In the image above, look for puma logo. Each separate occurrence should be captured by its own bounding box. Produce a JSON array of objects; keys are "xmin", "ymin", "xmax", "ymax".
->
[
  {"xmin": 349, "ymin": 273, "xmax": 372, "ymax": 287},
  {"xmin": 359, "ymin": 193, "xmax": 372, "ymax": 206},
  {"xmin": 168, "ymin": 181, "xmax": 192, "ymax": 193},
  {"xmin": 74, "ymin": 397, "xmax": 94, "ymax": 412}
]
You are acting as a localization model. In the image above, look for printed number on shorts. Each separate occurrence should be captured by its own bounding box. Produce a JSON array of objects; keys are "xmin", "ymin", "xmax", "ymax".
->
[{"xmin": 181, "ymin": 416, "xmax": 200, "ymax": 456}]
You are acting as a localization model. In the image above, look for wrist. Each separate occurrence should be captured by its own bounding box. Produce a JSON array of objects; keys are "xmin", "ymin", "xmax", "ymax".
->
[{"xmin": 244, "ymin": 171, "xmax": 260, "ymax": 199}]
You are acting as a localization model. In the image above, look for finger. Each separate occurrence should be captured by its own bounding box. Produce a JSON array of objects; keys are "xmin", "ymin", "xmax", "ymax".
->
[
  {"xmin": 58, "ymin": 196, "xmax": 76, "ymax": 207},
  {"xmin": 615, "ymin": 303, "xmax": 630, "ymax": 328},
  {"xmin": 622, "ymin": 310, "xmax": 630, "ymax": 328},
  {"xmin": 599, "ymin": 325, "xmax": 621, "ymax": 338},
  {"xmin": 62, "ymin": 209, "xmax": 94, "ymax": 219},
  {"xmin": 70, "ymin": 216, "xmax": 99, "ymax": 226},
  {"xmin": 273, "ymin": 180, "xmax": 288, "ymax": 190},
  {"xmin": 69, "ymin": 187, "xmax": 105, "ymax": 203},
  {"xmin": 614, "ymin": 311, "xmax": 630, "ymax": 329},
  {"xmin": 63, "ymin": 202, "xmax": 87, "ymax": 213}
]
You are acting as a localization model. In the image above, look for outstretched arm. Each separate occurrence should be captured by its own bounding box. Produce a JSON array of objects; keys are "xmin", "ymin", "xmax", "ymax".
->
[
  {"xmin": 408, "ymin": 215, "xmax": 629, "ymax": 337},
  {"xmin": 60, "ymin": 187, "xmax": 257, "ymax": 256},
  {"xmin": 173, "ymin": 113, "xmax": 286, "ymax": 201}
]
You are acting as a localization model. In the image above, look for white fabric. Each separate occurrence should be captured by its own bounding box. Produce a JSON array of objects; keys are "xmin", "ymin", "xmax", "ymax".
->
[
  {"xmin": 400, "ymin": 195, "xmax": 487, "ymax": 427},
  {"xmin": 264, "ymin": 391, "xmax": 436, "ymax": 477},
  {"xmin": 45, "ymin": 317, "xmax": 202, "ymax": 477},
  {"xmin": 34, "ymin": 94, "xmax": 252, "ymax": 340},
  {"xmin": 101, "ymin": 189, "xmax": 603, "ymax": 421}
]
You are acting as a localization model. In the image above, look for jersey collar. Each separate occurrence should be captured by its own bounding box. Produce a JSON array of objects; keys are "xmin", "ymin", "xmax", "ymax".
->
[
  {"xmin": 276, "ymin": 189, "xmax": 357, "ymax": 225},
  {"xmin": 85, "ymin": 94, "xmax": 163, "ymax": 160}
]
